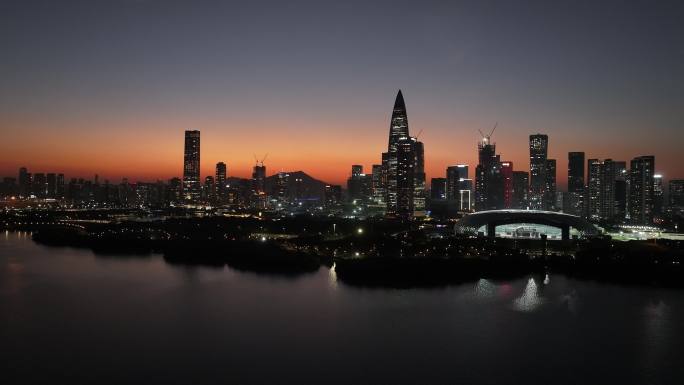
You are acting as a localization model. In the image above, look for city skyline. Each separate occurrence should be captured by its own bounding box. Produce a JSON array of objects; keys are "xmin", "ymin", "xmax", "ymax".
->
[
  {"xmin": 2, "ymin": 1, "xmax": 683, "ymax": 186},
  {"xmin": 3, "ymin": 3, "xmax": 684, "ymax": 385},
  {"xmin": 1, "ymin": 91, "xmax": 677, "ymax": 191},
  {"xmin": 4, "ymin": 89, "xmax": 673, "ymax": 227}
]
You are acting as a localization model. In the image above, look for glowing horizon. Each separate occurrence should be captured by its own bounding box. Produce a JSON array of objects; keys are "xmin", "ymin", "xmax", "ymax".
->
[
  {"xmin": 2, "ymin": 1, "xmax": 682, "ymax": 187},
  {"xmin": 2, "ymin": 107, "xmax": 679, "ymax": 189}
]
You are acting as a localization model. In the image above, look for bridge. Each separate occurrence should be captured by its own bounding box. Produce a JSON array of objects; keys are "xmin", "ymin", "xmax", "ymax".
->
[{"xmin": 454, "ymin": 209, "xmax": 600, "ymax": 241}]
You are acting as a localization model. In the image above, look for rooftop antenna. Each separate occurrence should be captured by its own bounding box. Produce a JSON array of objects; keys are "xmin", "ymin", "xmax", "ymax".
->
[{"xmin": 415, "ymin": 128, "xmax": 424, "ymax": 139}]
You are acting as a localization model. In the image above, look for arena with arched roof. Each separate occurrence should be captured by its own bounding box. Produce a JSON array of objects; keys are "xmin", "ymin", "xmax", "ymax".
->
[{"xmin": 454, "ymin": 210, "xmax": 600, "ymax": 241}]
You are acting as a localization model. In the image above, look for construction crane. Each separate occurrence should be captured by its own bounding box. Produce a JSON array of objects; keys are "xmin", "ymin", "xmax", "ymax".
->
[
  {"xmin": 478, "ymin": 122, "xmax": 498, "ymax": 143},
  {"xmin": 253, "ymin": 153, "xmax": 268, "ymax": 166}
]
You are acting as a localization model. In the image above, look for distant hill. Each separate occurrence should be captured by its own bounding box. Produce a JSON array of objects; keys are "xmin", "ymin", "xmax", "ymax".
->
[
  {"xmin": 225, "ymin": 176, "xmax": 250, "ymax": 187},
  {"xmin": 265, "ymin": 171, "xmax": 329, "ymax": 201}
]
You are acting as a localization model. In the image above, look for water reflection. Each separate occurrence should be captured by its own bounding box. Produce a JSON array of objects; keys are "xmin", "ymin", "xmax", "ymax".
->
[
  {"xmin": 2, "ymin": 260, "xmax": 25, "ymax": 296},
  {"xmin": 2, "ymin": 232, "xmax": 684, "ymax": 384},
  {"xmin": 1, "ymin": 233, "xmax": 22, "ymax": 295},
  {"xmin": 473, "ymin": 279, "xmax": 496, "ymax": 299},
  {"xmin": 560, "ymin": 289, "xmax": 580, "ymax": 314},
  {"xmin": 642, "ymin": 300, "xmax": 671, "ymax": 379},
  {"xmin": 512, "ymin": 278, "xmax": 545, "ymax": 312},
  {"xmin": 328, "ymin": 262, "xmax": 338, "ymax": 288}
]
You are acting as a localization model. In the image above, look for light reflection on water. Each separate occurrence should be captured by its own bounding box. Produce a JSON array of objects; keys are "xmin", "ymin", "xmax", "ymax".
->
[
  {"xmin": 328, "ymin": 262, "xmax": 338, "ymax": 288},
  {"xmin": 2, "ymin": 232, "xmax": 684, "ymax": 385},
  {"xmin": 642, "ymin": 300, "xmax": 671, "ymax": 376},
  {"xmin": 472, "ymin": 279, "xmax": 522, "ymax": 303},
  {"xmin": 473, "ymin": 278, "xmax": 496, "ymax": 299},
  {"xmin": 560, "ymin": 289, "xmax": 580, "ymax": 314},
  {"xmin": 512, "ymin": 278, "xmax": 545, "ymax": 312}
]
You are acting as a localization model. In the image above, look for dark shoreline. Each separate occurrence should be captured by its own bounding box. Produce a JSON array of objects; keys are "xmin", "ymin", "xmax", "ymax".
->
[
  {"xmin": 31, "ymin": 228, "xmax": 324, "ymax": 276},
  {"xmin": 27, "ymin": 226, "xmax": 684, "ymax": 289}
]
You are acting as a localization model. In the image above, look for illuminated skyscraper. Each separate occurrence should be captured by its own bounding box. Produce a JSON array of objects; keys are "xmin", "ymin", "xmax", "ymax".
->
[
  {"xmin": 380, "ymin": 90, "xmax": 423, "ymax": 218},
  {"xmin": 371, "ymin": 164, "xmax": 385, "ymax": 204},
  {"xmin": 215, "ymin": 162, "xmax": 227, "ymax": 202},
  {"xmin": 587, "ymin": 159, "xmax": 602, "ymax": 220},
  {"xmin": 587, "ymin": 159, "xmax": 620, "ymax": 221},
  {"xmin": 446, "ymin": 166, "xmax": 458, "ymax": 201},
  {"xmin": 614, "ymin": 161, "xmax": 628, "ymax": 221},
  {"xmin": 380, "ymin": 153, "xmax": 389, "ymax": 204},
  {"xmin": 252, "ymin": 164, "xmax": 266, "ymax": 194},
  {"xmin": 395, "ymin": 137, "xmax": 415, "ymax": 218},
  {"xmin": 653, "ymin": 174, "xmax": 664, "ymax": 217},
  {"xmin": 385, "ymin": 90, "xmax": 410, "ymax": 216},
  {"xmin": 529, "ymin": 134, "xmax": 548, "ymax": 210},
  {"xmin": 446, "ymin": 165, "xmax": 468, "ymax": 201},
  {"xmin": 475, "ymin": 133, "xmax": 503, "ymax": 211},
  {"xmin": 459, "ymin": 178, "xmax": 473, "ymax": 211},
  {"xmin": 347, "ymin": 165, "xmax": 365, "ymax": 201},
  {"xmin": 182, "ymin": 130, "xmax": 201, "ymax": 202},
  {"xmin": 501, "ymin": 161, "xmax": 513, "ymax": 209},
  {"xmin": 203, "ymin": 176, "xmax": 215, "ymax": 201},
  {"xmin": 413, "ymin": 140, "xmax": 426, "ymax": 216},
  {"xmin": 629, "ymin": 155, "xmax": 655, "ymax": 224},
  {"xmin": 275, "ymin": 172, "xmax": 289, "ymax": 201}
]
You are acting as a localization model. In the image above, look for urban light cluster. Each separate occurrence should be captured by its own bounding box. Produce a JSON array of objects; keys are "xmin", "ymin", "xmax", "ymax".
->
[{"xmin": 1, "ymin": 91, "xmax": 683, "ymax": 231}]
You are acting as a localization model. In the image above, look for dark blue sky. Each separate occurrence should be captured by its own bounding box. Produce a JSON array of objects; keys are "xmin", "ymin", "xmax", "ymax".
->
[{"xmin": 1, "ymin": 0, "xmax": 683, "ymax": 184}]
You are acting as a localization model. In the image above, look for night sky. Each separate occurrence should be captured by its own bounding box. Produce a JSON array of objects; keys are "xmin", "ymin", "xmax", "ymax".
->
[{"xmin": 1, "ymin": 0, "xmax": 683, "ymax": 186}]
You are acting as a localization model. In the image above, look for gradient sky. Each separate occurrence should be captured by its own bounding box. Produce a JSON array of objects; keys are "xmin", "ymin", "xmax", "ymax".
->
[{"xmin": 1, "ymin": 0, "xmax": 683, "ymax": 187}]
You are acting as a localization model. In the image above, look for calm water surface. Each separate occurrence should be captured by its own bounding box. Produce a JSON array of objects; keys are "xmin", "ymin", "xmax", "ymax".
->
[{"xmin": 1, "ymin": 231, "xmax": 683, "ymax": 385}]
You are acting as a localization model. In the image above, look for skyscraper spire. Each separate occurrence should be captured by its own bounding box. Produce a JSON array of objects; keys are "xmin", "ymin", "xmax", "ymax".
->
[
  {"xmin": 384, "ymin": 90, "xmax": 411, "ymax": 216},
  {"xmin": 381, "ymin": 89, "xmax": 425, "ymax": 218},
  {"xmin": 393, "ymin": 89, "xmax": 405, "ymax": 110},
  {"xmin": 388, "ymin": 89, "xmax": 409, "ymax": 151}
]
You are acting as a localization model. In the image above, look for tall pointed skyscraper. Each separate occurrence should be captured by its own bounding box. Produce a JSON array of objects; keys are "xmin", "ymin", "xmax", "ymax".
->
[
  {"xmin": 388, "ymin": 90, "xmax": 409, "ymax": 152},
  {"xmin": 385, "ymin": 90, "xmax": 410, "ymax": 216}
]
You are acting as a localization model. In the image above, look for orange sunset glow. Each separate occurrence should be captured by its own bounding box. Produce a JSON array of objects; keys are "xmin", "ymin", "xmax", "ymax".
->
[{"xmin": 3, "ymin": 101, "xmax": 681, "ymax": 189}]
